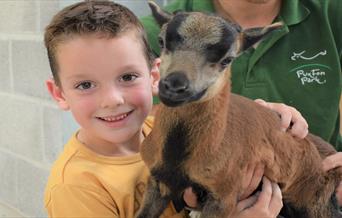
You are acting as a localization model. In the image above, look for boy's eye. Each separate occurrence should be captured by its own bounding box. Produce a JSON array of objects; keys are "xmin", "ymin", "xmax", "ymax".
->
[
  {"xmin": 75, "ymin": 81, "xmax": 94, "ymax": 90},
  {"xmin": 120, "ymin": 74, "xmax": 138, "ymax": 82}
]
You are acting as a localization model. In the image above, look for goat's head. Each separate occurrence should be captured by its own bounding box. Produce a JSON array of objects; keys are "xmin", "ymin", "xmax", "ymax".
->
[{"xmin": 149, "ymin": 1, "xmax": 281, "ymax": 107}]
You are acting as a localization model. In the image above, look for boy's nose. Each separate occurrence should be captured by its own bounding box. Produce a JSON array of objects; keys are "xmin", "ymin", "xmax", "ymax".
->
[{"xmin": 100, "ymin": 87, "xmax": 124, "ymax": 108}]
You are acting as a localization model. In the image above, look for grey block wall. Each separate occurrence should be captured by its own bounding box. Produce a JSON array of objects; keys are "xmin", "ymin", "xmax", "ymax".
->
[{"xmin": 0, "ymin": 0, "xmax": 170, "ymax": 217}]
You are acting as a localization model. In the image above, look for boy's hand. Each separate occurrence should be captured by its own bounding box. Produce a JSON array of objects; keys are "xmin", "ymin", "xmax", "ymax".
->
[
  {"xmin": 322, "ymin": 152, "xmax": 342, "ymax": 205},
  {"xmin": 254, "ymin": 99, "xmax": 308, "ymax": 139}
]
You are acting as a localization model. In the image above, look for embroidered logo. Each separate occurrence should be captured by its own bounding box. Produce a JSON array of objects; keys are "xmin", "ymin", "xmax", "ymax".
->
[
  {"xmin": 290, "ymin": 50, "xmax": 329, "ymax": 85},
  {"xmin": 291, "ymin": 50, "xmax": 327, "ymax": 61}
]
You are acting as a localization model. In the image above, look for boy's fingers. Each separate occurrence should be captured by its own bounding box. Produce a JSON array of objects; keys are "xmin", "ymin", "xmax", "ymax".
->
[
  {"xmin": 183, "ymin": 187, "xmax": 197, "ymax": 208},
  {"xmin": 268, "ymin": 182, "xmax": 283, "ymax": 215}
]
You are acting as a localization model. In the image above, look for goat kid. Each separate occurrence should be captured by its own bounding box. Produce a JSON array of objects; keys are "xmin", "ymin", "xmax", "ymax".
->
[{"xmin": 137, "ymin": 1, "xmax": 342, "ymax": 218}]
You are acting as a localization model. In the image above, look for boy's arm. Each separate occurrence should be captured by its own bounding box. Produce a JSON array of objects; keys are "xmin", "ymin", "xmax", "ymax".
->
[{"xmin": 45, "ymin": 184, "xmax": 118, "ymax": 217}]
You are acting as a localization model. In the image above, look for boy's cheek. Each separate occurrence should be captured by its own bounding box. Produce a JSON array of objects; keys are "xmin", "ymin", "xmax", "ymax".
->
[{"xmin": 130, "ymin": 87, "xmax": 154, "ymax": 111}]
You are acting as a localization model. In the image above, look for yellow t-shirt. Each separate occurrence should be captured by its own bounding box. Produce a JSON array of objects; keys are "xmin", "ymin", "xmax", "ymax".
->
[{"xmin": 44, "ymin": 117, "xmax": 186, "ymax": 218}]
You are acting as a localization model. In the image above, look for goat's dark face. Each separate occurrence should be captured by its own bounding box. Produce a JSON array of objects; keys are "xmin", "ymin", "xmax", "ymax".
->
[{"xmin": 149, "ymin": 1, "xmax": 281, "ymax": 107}]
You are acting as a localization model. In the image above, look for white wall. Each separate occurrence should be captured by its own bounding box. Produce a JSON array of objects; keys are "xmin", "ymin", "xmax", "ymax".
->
[{"xmin": 0, "ymin": 0, "xmax": 169, "ymax": 216}]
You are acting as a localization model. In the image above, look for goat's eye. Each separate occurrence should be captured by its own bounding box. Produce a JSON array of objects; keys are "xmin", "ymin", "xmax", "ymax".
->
[
  {"xmin": 220, "ymin": 57, "xmax": 232, "ymax": 67},
  {"xmin": 158, "ymin": 37, "xmax": 164, "ymax": 49}
]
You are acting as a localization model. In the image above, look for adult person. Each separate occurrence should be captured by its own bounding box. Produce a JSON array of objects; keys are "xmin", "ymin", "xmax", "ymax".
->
[
  {"xmin": 140, "ymin": 0, "xmax": 342, "ymax": 211},
  {"xmin": 141, "ymin": 0, "xmax": 342, "ymax": 149}
]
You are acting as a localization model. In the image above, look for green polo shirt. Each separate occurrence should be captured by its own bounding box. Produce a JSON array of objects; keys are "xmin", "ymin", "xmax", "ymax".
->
[{"xmin": 141, "ymin": 0, "xmax": 342, "ymax": 150}]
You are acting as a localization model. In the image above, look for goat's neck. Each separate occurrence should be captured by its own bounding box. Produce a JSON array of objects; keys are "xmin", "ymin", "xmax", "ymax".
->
[
  {"xmin": 160, "ymin": 81, "xmax": 230, "ymax": 148},
  {"xmin": 180, "ymin": 83, "xmax": 229, "ymax": 121}
]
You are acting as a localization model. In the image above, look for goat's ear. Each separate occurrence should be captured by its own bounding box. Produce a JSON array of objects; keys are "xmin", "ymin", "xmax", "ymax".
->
[
  {"xmin": 148, "ymin": 1, "xmax": 172, "ymax": 27},
  {"xmin": 239, "ymin": 22, "xmax": 283, "ymax": 52}
]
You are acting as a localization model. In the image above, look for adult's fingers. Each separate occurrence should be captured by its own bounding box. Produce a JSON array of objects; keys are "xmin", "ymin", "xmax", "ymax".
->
[
  {"xmin": 254, "ymin": 177, "xmax": 272, "ymax": 208},
  {"xmin": 259, "ymin": 101, "xmax": 308, "ymax": 138},
  {"xmin": 268, "ymin": 182, "xmax": 283, "ymax": 216},
  {"xmin": 236, "ymin": 194, "xmax": 259, "ymax": 211},
  {"xmin": 322, "ymin": 152, "xmax": 342, "ymax": 172},
  {"xmin": 239, "ymin": 163, "xmax": 264, "ymax": 200},
  {"xmin": 287, "ymin": 108, "xmax": 308, "ymax": 139}
]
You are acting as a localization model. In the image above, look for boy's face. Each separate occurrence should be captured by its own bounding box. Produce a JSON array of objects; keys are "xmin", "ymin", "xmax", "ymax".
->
[{"xmin": 47, "ymin": 32, "xmax": 159, "ymax": 148}]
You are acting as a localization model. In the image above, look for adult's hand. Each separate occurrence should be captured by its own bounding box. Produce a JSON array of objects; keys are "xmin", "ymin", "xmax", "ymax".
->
[
  {"xmin": 234, "ymin": 177, "xmax": 283, "ymax": 218},
  {"xmin": 183, "ymin": 176, "xmax": 283, "ymax": 218},
  {"xmin": 255, "ymin": 99, "xmax": 308, "ymax": 139},
  {"xmin": 183, "ymin": 163, "xmax": 265, "ymax": 208},
  {"xmin": 322, "ymin": 152, "xmax": 342, "ymax": 205}
]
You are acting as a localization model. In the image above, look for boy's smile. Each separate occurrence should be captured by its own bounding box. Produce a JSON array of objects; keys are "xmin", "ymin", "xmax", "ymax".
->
[
  {"xmin": 47, "ymin": 31, "xmax": 159, "ymax": 156},
  {"xmin": 96, "ymin": 110, "xmax": 134, "ymax": 128}
]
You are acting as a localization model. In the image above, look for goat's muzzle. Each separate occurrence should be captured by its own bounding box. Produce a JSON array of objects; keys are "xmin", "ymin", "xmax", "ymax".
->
[{"xmin": 159, "ymin": 72, "xmax": 207, "ymax": 107}]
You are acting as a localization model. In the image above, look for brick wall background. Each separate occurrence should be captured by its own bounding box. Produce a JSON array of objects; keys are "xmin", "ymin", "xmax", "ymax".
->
[{"xmin": 0, "ymin": 0, "xmax": 169, "ymax": 217}]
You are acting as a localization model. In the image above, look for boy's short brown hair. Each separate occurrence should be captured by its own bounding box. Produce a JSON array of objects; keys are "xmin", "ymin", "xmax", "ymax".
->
[{"xmin": 44, "ymin": 0, "xmax": 154, "ymax": 86}]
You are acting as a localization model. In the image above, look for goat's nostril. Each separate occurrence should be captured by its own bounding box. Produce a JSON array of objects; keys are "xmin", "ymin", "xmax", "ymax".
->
[
  {"xmin": 163, "ymin": 81, "xmax": 170, "ymax": 90},
  {"xmin": 161, "ymin": 72, "xmax": 190, "ymax": 94},
  {"xmin": 170, "ymin": 80, "xmax": 188, "ymax": 93}
]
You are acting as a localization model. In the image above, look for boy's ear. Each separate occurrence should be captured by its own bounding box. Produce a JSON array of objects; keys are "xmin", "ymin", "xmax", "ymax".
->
[
  {"xmin": 148, "ymin": 1, "xmax": 172, "ymax": 27},
  {"xmin": 239, "ymin": 22, "xmax": 283, "ymax": 52},
  {"xmin": 46, "ymin": 79, "xmax": 70, "ymax": 111},
  {"xmin": 150, "ymin": 58, "xmax": 161, "ymax": 96}
]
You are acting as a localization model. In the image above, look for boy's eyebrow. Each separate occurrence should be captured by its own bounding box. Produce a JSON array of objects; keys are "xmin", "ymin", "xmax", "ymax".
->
[{"xmin": 64, "ymin": 73, "xmax": 91, "ymax": 81}]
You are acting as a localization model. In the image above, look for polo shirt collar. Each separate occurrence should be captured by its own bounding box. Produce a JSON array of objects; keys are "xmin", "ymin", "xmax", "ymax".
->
[
  {"xmin": 191, "ymin": 0, "xmax": 310, "ymax": 26},
  {"xmin": 279, "ymin": 0, "xmax": 310, "ymax": 26}
]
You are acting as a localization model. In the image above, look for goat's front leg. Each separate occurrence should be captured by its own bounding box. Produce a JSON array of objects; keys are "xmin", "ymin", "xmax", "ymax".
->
[
  {"xmin": 200, "ymin": 195, "xmax": 232, "ymax": 218},
  {"xmin": 200, "ymin": 193, "xmax": 236, "ymax": 218},
  {"xmin": 136, "ymin": 177, "xmax": 172, "ymax": 218}
]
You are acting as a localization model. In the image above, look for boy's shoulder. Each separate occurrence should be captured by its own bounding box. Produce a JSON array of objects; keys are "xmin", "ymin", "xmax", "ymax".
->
[
  {"xmin": 44, "ymin": 133, "xmax": 100, "ymax": 194},
  {"xmin": 44, "ymin": 131, "xmax": 150, "ymax": 194}
]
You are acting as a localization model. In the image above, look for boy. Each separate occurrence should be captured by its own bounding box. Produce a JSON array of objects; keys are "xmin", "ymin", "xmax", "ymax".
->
[
  {"xmin": 43, "ymin": 1, "xmax": 174, "ymax": 217},
  {"xmin": 44, "ymin": 0, "xmax": 306, "ymax": 217}
]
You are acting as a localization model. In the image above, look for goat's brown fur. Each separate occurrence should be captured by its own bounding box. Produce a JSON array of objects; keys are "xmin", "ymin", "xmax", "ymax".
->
[{"xmin": 137, "ymin": 2, "xmax": 342, "ymax": 218}]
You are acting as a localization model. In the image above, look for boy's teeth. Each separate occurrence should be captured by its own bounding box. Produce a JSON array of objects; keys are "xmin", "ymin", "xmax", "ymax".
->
[{"xmin": 102, "ymin": 112, "xmax": 129, "ymax": 121}]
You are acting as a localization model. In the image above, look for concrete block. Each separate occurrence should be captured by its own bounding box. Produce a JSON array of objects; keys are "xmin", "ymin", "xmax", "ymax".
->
[
  {"xmin": 43, "ymin": 107, "xmax": 64, "ymax": 164},
  {"xmin": 118, "ymin": 0, "xmax": 150, "ymax": 17},
  {"xmin": 0, "ymin": 40, "xmax": 10, "ymax": 92},
  {"xmin": 39, "ymin": 0, "xmax": 60, "ymax": 32},
  {"xmin": 62, "ymin": 112, "xmax": 79, "ymax": 144},
  {"xmin": 12, "ymin": 40, "xmax": 51, "ymax": 99},
  {"xmin": 0, "ymin": 152, "xmax": 17, "ymax": 208},
  {"xmin": 17, "ymin": 159, "xmax": 49, "ymax": 217},
  {"xmin": 0, "ymin": 96, "xmax": 44, "ymax": 161},
  {"xmin": 0, "ymin": 1, "xmax": 37, "ymax": 33}
]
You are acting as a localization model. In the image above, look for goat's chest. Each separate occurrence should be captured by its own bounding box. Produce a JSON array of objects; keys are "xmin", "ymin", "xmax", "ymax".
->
[{"xmin": 150, "ymin": 122, "xmax": 193, "ymax": 192}]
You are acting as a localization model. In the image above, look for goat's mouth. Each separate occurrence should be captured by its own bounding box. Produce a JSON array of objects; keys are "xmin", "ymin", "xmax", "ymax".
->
[{"xmin": 159, "ymin": 88, "xmax": 207, "ymax": 107}]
